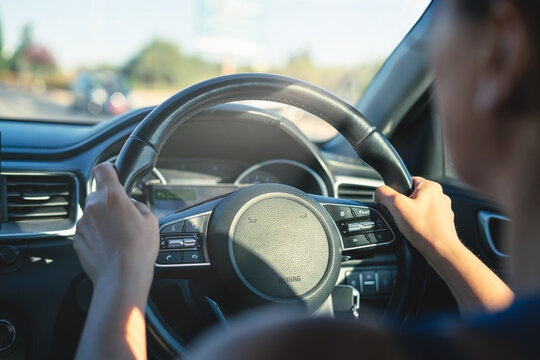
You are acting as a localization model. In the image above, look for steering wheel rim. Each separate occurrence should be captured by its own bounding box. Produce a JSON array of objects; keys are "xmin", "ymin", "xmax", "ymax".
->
[
  {"xmin": 115, "ymin": 73, "xmax": 424, "ymax": 357},
  {"xmin": 116, "ymin": 73, "xmax": 413, "ymax": 195}
]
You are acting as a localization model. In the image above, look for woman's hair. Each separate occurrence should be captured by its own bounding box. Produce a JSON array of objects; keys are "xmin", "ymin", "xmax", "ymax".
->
[
  {"xmin": 456, "ymin": 0, "xmax": 539, "ymax": 109},
  {"xmin": 455, "ymin": 0, "xmax": 495, "ymax": 18},
  {"xmin": 456, "ymin": 0, "xmax": 537, "ymax": 20},
  {"xmin": 455, "ymin": 0, "xmax": 538, "ymax": 55}
]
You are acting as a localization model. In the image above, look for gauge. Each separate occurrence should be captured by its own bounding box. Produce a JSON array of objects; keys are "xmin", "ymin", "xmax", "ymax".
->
[
  {"xmin": 234, "ymin": 159, "xmax": 328, "ymax": 196},
  {"xmin": 236, "ymin": 169, "xmax": 280, "ymax": 184},
  {"xmin": 88, "ymin": 156, "xmax": 166, "ymax": 202}
]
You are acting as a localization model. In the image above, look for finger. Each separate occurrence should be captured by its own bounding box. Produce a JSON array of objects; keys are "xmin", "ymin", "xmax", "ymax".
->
[
  {"xmin": 374, "ymin": 185, "xmax": 409, "ymax": 213},
  {"xmin": 409, "ymin": 176, "xmax": 430, "ymax": 199},
  {"xmin": 411, "ymin": 176, "xmax": 426, "ymax": 188},
  {"xmin": 130, "ymin": 198, "xmax": 152, "ymax": 216},
  {"xmin": 93, "ymin": 162, "xmax": 121, "ymax": 192},
  {"xmin": 83, "ymin": 189, "xmax": 102, "ymax": 208}
]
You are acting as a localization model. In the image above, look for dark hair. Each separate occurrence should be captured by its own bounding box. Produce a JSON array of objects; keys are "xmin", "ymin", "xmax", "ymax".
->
[
  {"xmin": 456, "ymin": 0, "xmax": 540, "ymax": 107},
  {"xmin": 455, "ymin": 0, "xmax": 495, "ymax": 18},
  {"xmin": 455, "ymin": 0, "xmax": 539, "ymax": 48}
]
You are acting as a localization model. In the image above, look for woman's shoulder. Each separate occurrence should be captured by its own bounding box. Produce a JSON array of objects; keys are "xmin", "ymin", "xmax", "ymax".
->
[{"xmin": 400, "ymin": 295, "xmax": 540, "ymax": 359}]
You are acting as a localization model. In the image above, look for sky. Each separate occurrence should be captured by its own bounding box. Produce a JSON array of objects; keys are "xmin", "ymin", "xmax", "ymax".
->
[{"xmin": 0, "ymin": 0, "xmax": 430, "ymax": 70}]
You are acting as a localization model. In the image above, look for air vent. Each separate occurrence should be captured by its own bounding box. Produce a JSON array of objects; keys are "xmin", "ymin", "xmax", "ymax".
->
[
  {"xmin": 337, "ymin": 183, "xmax": 376, "ymax": 203},
  {"xmin": 6, "ymin": 174, "xmax": 75, "ymax": 222}
]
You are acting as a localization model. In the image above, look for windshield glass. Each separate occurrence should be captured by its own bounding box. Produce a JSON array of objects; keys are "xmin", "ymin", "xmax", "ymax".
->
[{"xmin": 0, "ymin": 0, "xmax": 429, "ymax": 141}]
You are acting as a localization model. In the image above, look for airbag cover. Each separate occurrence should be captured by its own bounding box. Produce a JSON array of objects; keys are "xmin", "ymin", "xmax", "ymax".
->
[{"xmin": 232, "ymin": 197, "xmax": 328, "ymax": 299}]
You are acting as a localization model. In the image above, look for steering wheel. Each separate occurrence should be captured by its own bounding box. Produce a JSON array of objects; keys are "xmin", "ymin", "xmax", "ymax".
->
[{"xmin": 115, "ymin": 73, "xmax": 426, "ymax": 357}]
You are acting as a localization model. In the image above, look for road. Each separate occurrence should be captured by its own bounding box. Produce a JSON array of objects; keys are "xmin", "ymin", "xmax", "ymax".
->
[
  {"xmin": 0, "ymin": 85, "xmax": 336, "ymax": 141},
  {"xmin": 0, "ymin": 85, "xmax": 107, "ymax": 123}
]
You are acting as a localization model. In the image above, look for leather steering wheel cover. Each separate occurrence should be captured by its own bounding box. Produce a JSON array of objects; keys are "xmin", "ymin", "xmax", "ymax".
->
[
  {"xmin": 116, "ymin": 73, "xmax": 413, "ymax": 195},
  {"xmin": 114, "ymin": 73, "xmax": 424, "ymax": 355}
]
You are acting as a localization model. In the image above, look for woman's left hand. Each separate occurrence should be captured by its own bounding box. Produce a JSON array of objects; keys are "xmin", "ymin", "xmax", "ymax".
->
[{"xmin": 73, "ymin": 162, "xmax": 159, "ymax": 290}]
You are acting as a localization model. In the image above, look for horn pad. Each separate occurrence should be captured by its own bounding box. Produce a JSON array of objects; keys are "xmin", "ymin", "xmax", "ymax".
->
[{"xmin": 207, "ymin": 184, "xmax": 341, "ymax": 311}]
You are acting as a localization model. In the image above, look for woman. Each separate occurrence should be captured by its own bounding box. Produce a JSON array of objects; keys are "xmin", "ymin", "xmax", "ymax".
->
[{"xmin": 73, "ymin": 0, "xmax": 540, "ymax": 358}]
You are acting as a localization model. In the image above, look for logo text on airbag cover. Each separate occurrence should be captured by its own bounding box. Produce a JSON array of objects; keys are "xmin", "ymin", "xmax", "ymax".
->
[{"xmin": 278, "ymin": 276, "xmax": 302, "ymax": 284}]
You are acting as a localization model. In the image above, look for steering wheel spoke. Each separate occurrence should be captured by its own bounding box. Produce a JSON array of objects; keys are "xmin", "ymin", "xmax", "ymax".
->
[
  {"xmin": 156, "ymin": 198, "xmax": 221, "ymax": 269},
  {"xmin": 311, "ymin": 195, "xmax": 397, "ymax": 254}
]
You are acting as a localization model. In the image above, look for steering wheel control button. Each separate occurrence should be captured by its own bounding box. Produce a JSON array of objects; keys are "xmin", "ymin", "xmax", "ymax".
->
[
  {"xmin": 324, "ymin": 205, "xmax": 353, "ymax": 220},
  {"xmin": 183, "ymin": 251, "xmax": 204, "ymax": 263},
  {"xmin": 166, "ymin": 238, "xmax": 184, "ymax": 249},
  {"xmin": 365, "ymin": 230, "xmax": 394, "ymax": 244},
  {"xmin": 347, "ymin": 222, "xmax": 363, "ymax": 232},
  {"xmin": 360, "ymin": 220, "xmax": 375, "ymax": 230},
  {"xmin": 185, "ymin": 216, "xmax": 205, "ymax": 233},
  {"xmin": 343, "ymin": 235, "xmax": 370, "ymax": 249},
  {"xmin": 161, "ymin": 221, "xmax": 184, "ymax": 234},
  {"xmin": 329, "ymin": 205, "xmax": 396, "ymax": 251},
  {"xmin": 156, "ymin": 211, "xmax": 212, "ymax": 267},
  {"xmin": 350, "ymin": 206, "xmax": 370, "ymax": 218},
  {"xmin": 157, "ymin": 251, "xmax": 183, "ymax": 264},
  {"xmin": 182, "ymin": 238, "xmax": 198, "ymax": 248}
]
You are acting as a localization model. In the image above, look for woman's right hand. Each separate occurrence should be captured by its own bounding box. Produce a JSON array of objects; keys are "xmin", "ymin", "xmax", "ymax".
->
[
  {"xmin": 374, "ymin": 177, "xmax": 460, "ymax": 258},
  {"xmin": 375, "ymin": 176, "xmax": 513, "ymax": 314}
]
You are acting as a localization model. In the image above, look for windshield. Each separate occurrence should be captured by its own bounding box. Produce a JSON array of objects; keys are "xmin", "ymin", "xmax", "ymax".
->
[{"xmin": 0, "ymin": 0, "xmax": 429, "ymax": 141}]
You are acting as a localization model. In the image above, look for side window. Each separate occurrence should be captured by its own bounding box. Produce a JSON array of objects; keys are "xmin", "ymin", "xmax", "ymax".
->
[{"xmin": 389, "ymin": 90, "xmax": 445, "ymax": 180}]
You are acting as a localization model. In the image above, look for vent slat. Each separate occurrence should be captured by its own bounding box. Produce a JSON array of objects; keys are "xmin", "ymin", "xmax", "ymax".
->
[
  {"xmin": 7, "ymin": 196, "xmax": 70, "ymax": 208},
  {"xmin": 6, "ymin": 181, "xmax": 71, "ymax": 187},
  {"xmin": 337, "ymin": 183, "xmax": 376, "ymax": 203},
  {"xmin": 6, "ymin": 175, "xmax": 73, "ymax": 222},
  {"xmin": 8, "ymin": 207, "xmax": 69, "ymax": 219}
]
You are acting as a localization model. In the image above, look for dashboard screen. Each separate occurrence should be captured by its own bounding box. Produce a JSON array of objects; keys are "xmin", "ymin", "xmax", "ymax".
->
[{"xmin": 148, "ymin": 184, "xmax": 239, "ymax": 218}]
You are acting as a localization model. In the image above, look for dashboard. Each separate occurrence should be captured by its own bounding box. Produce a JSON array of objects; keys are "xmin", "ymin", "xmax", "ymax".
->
[
  {"xmin": 87, "ymin": 104, "xmax": 334, "ymax": 219},
  {"xmin": 0, "ymin": 103, "xmax": 391, "ymax": 359},
  {"xmin": 145, "ymin": 158, "xmax": 328, "ymax": 218}
]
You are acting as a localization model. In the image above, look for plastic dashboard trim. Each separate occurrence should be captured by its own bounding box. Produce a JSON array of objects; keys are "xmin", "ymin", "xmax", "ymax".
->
[{"xmin": 0, "ymin": 170, "xmax": 81, "ymax": 239}]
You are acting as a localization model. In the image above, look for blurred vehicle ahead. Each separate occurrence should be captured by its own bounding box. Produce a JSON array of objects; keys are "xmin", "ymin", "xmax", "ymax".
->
[{"xmin": 70, "ymin": 70, "xmax": 130, "ymax": 115}]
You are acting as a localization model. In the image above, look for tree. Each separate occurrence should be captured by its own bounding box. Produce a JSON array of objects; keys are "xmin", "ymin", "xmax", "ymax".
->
[
  {"xmin": 23, "ymin": 44, "xmax": 56, "ymax": 73},
  {"xmin": 123, "ymin": 39, "xmax": 185, "ymax": 87},
  {"xmin": 123, "ymin": 39, "xmax": 220, "ymax": 88},
  {"xmin": 0, "ymin": 16, "xmax": 7, "ymax": 73},
  {"xmin": 9, "ymin": 24, "xmax": 34, "ymax": 73},
  {"xmin": 0, "ymin": 16, "xmax": 3, "ymax": 55}
]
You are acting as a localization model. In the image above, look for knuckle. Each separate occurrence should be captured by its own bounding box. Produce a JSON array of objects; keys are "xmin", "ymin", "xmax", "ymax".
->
[
  {"xmin": 389, "ymin": 193, "xmax": 402, "ymax": 207},
  {"xmin": 84, "ymin": 192, "xmax": 96, "ymax": 206},
  {"xmin": 93, "ymin": 162, "xmax": 107, "ymax": 176},
  {"xmin": 84, "ymin": 200, "xmax": 98, "ymax": 214},
  {"xmin": 106, "ymin": 188, "xmax": 124, "ymax": 205},
  {"xmin": 427, "ymin": 181, "xmax": 442, "ymax": 192}
]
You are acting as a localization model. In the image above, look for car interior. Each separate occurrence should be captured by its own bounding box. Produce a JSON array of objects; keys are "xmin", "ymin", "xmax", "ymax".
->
[{"xmin": 0, "ymin": 2, "xmax": 511, "ymax": 359}]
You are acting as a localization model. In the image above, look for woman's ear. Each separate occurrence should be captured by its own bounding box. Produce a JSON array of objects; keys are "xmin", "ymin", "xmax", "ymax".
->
[{"xmin": 473, "ymin": 0, "xmax": 533, "ymax": 118}]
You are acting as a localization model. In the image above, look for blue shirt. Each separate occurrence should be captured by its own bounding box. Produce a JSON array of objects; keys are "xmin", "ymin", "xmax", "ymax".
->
[{"xmin": 401, "ymin": 296, "xmax": 540, "ymax": 359}]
